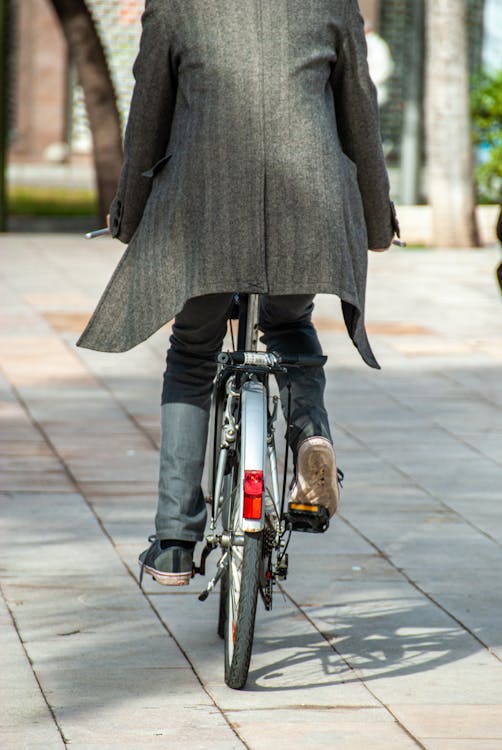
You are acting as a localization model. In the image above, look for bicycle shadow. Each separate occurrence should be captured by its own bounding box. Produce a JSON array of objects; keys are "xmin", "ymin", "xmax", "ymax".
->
[{"xmin": 244, "ymin": 594, "xmax": 480, "ymax": 692}]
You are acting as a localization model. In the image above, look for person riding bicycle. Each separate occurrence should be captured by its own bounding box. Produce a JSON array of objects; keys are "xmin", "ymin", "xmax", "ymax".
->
[{"xmin": 78, "ymin": 0, "xmax": 399, "ymax": 585}]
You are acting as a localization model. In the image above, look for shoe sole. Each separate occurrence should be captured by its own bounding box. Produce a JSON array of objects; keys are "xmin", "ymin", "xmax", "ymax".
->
[
  {"xmin": 140, "ymin": 563, "xmax": 191, "ymax": 586},
  {"xmin": 291, "ymin": 437, "xmax": 339, "ymax": 517}
]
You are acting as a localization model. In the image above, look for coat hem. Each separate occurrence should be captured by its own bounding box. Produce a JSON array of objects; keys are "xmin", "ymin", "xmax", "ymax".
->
[{"xmin": 76, "ymin": 282, "xmax": 380, "ymax": 369}]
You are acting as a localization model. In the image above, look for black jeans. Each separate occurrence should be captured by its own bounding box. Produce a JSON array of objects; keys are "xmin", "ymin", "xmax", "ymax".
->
[{"xmin": 156, "ymin": 293, "xmax": 331, "ymax": 541}]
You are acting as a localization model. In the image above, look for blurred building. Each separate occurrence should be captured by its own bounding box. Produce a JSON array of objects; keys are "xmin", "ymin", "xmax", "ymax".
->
[{"xmin": 9, "ymin": 0, "xmax": 68, "ymax": 163}]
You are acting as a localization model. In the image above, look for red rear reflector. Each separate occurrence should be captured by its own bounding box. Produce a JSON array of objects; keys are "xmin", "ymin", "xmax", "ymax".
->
[{"xmin": 243, "ymin": 470, "xmax": 264, "ymax": 520}]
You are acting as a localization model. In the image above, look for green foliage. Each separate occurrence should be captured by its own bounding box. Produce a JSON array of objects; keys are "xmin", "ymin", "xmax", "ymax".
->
[
  {"xmin": 471, "ymin": 69, "xmax": 502, "ymax": 203},
  {"xmin": 7, "ymin": 186, "xmax": 97, "ymax": 216}
]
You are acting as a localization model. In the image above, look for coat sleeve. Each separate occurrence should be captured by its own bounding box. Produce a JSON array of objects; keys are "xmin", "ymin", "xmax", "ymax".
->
[
  {"xmin": 109, "ymin": 0, "xmax": 177, "ymax": 243},
  {"xmin": 330, "ymin": 1, "xmax": 398, "ymax": 249}
]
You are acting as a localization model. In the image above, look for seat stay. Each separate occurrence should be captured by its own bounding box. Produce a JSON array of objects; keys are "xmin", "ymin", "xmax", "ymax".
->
[{"xmin": 267, "ymin": 441, "xmax": 281, "ymax": 517}]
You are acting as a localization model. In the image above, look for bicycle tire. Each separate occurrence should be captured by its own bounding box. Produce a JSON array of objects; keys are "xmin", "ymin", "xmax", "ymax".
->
[
  {"xmin": 217, "ymin": 567, "xmax": 228, "ymax": 640},
  {"xmin": 217, "ymin": 470, "xmax": 234, "ymax": 640},
  {"xmin": 224, "ymin": 530, "xmax": 263, "ymax": 689},
  {"xmin": 214, "ymin": 372, "xmax": 266, "ymax": 688}
]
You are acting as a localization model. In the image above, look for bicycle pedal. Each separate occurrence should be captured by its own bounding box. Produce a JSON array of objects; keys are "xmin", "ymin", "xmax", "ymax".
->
[{"xmin": 285, "ymin": 503, "xmax": 330, "ymax": 533}]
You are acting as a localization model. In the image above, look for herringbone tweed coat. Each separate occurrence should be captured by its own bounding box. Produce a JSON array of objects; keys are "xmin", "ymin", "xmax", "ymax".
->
[{"xmin": 77, "ymin": 0, "xmax": 398, "ymax": 368}]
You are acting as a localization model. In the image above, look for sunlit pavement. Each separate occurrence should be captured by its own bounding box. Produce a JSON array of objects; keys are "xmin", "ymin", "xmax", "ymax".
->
[{"xmin": 1, "ymin": 233, "xmax": 502, "ymax": 750}]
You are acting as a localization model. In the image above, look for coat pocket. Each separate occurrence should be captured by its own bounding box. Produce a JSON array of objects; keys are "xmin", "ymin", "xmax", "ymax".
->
[
  {"xmin": 141, "ymin": 153, "xmax": 173, "ymax": 178},
  {"xmin": 340, "ymin": 151, "xmax": 358, "ymax": 179}
]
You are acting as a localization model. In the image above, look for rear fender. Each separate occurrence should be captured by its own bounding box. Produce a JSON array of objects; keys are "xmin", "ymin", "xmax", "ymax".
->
[{"xmin": 239, "ymin": 380, "xmax": 267, "ymax": 533}]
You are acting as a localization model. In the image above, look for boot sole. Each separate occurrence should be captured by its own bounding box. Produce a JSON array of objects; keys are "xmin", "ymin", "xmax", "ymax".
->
[
  {"xmin": 140, "ymin": 563, "xmax": 191, "ymax": 586},
  {"xmin": 291, "ymin": 437, "xmax": 339, "ymax": 517}
]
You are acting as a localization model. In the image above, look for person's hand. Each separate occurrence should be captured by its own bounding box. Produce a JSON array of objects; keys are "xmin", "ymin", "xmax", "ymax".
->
[
  {"xmin": 106, "ymin": 213, "xmax": 111, "ymax": 230},
  {"xmin": 369, "ymin": 245, "xmax": 391, "ymax": 252}
]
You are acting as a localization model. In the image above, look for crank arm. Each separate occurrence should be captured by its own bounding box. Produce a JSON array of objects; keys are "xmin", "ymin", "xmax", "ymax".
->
[{"xmin": 193, "ymin": 539, "xmax": 217, "ymax": 577}]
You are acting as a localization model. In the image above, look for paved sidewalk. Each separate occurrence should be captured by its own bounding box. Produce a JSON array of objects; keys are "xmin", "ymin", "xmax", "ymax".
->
[{"xmin": 1, "ymin": 234, "xmax": 502, "ymax": 749}]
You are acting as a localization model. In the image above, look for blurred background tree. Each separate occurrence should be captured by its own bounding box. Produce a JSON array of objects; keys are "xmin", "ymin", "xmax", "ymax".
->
[
  {"xmin": 48, "ymin": 0, "xmax": 122, "ymax": 223},
  {"xmin": 425, "ymin": 0, "xmax": 480, "ymax": 247},
  {"xmin": 471, "ymin": 69, "xmax": 502, "ymax": 203},
  {"xmin": 0, "ymin": 0, "xmax": 10, "ymax": 230}
]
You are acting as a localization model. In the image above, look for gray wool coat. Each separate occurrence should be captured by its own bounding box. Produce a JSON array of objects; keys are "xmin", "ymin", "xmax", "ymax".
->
[{"xmin": 77, "ymin": 0, "xmax": 399, "ymax": 368}]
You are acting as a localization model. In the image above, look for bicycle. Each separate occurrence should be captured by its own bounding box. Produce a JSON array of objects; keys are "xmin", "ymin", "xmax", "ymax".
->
[{"xmin": 192, "ymin": 292, "xmax": 338, "ymax": 690}]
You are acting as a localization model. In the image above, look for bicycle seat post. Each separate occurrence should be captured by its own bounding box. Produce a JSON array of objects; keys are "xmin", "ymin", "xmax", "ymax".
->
[{"xmin": 245, "ymin": 293, "xmax": 260, "ymax": 352}]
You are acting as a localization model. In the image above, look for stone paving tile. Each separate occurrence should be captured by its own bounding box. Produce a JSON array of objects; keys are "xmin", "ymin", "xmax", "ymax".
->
[
  {"xmin": 390, "ymin": 704, "xmax": 502, "ymax": 741},
  {"xmin": 0, "ymin": 397, "xmax": 41, "ymax": 437},
  {"xmin": 452, "ymin": 433, "xmax": 502, "ymax": 466},
  {"xmin": 63, "ymin": 454, "xmax": 160, "ymax": 483},
  {"xmin": 0, "ymin": 309, "xmax": 53, "ymax": 336},
  {"xmin": 49, "ymin": 715, "xmax": 243, "ymax": 750},
  {"xmin": 0, "ymin": 386, "xmax": 77, "ymax": 497},
  {"xmin": 440, "ymin": 495, "xmax": 502, "ymax": 543},
  {"xmin": 0, "ymin": 440, "xmax": 55, "ymax": 457},
  {"xmin": 445, "ymin": 370, "xmax": 502, "ymax": 409},
  {"xmin": 0, "ymin": 594, "xmax": 65, "ymax": 750},
  {"xmin": 21, "ymin": 401, "xmax": 134, "ymax": 428},
  {"xmin": 101, "ymin": 520, "xmax": 154, "ymax": 545},
  {"xmin": 79, "ymin": 480, "xmax": 159, "ymax": 496},
  {"xmin": 76, "ymin": 339, "xmax": 164, "ymax": 380},
  {"xmin": 225, "ymin": 707, "xmax": 419, "ymax": 750},
  {"xmin": 0, "ymin": 472, "xmax": 75, "ymax": 493},
  {"xmin": 0, "ymin": 454, "xmax": 67, "ymax": 473},
  {"xmin": 424, "ymin": 743, "xmax": 502, "ymax": 750},
  {"xmin": 0, "ymin": 335, "xmax": 95, "ymax": 387},
  {"xmin": 85, "ymin": 495, "xmax": 157, "ymax": 524},
  {"xmin": 401, "ymin": 457, "xmax": 502, "ymax": 500},
  {"xmin": 34, "ymin": 430, "xmax": 153, "ymax": 455},
  {"xmin": 285, "ymin": 553, "xmax": 404, "ymax": 591},
  {"xmin": 23, "ymin": 291, "xmax": 96, "ymax": 311}
]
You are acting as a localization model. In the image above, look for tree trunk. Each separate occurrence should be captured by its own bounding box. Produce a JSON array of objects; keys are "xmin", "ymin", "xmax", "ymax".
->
[
  {"xmin": 49, "ymin": 0, "xmax": 123, "ymax": 223},
  {"xmin": 0, "ymin": 0, "xmax": 10, "ymax": 231},
  {"xmin": 425, "ymin": 0, "xmax": 480, "ymax": 247},
  {"xmin": 400, "ymin": 0, "xmax": 425, "ymax": 205}
]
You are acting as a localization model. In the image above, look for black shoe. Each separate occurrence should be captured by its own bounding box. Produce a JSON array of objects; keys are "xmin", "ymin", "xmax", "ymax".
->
[{"xmin": 139, "ymin": 536, "xmax": 195, "ymax": 586}]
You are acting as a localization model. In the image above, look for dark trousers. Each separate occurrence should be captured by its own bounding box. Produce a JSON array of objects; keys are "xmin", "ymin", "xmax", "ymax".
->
[{"xmin": 156, "ymin": 293, "xmax": 331, "ymax": 541}]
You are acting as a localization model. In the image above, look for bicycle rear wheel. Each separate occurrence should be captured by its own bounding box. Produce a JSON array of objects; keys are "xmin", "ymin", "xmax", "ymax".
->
[
  {"xmin": 222, "ymin": 379, "xmax": 267, "ymax": 689},
  {"xmin": 224, "ymin": 529, "xmax": 263, "ymax": 689},
  {"xmin": 217, "ymin": 473, "xmax": 233, "ymax": 641},
  {"xmin": 217, "ymin": 567, "xmax": 228, "ymax": 640}
]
